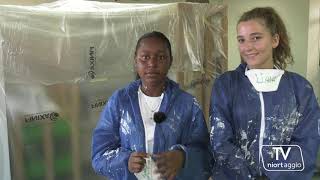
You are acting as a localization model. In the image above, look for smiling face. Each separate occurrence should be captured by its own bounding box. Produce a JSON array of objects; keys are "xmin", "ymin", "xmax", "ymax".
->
[
  {"xmin": 135, "ymin": 37, "xmax": 171, "ymax": 88},
  {"xmin": 237, "ymin": 19, "xmax": 279, "ymax": 69}
]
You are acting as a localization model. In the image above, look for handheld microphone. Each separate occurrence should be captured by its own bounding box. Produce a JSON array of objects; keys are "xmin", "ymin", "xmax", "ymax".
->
[{"xmin": 153, "ymin": 112, "xmax": 166, "ymax": 123}]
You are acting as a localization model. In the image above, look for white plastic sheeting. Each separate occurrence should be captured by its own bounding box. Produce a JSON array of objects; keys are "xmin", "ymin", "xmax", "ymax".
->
[{"xmin": 0, "ymin": 1, "xmax": 226, "ymax": 180}]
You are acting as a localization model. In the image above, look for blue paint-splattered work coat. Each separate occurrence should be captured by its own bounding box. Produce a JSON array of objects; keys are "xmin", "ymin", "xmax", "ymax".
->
[
  {"xmin": 92, "ymin": 79, "xmax": 211, "ymax": 180},
  {"xmin": 210, "ymin": 63, "xmax": 320, "ymax": 180}
]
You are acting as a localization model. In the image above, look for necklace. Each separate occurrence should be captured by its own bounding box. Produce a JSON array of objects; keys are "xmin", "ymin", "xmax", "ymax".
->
[
  {"xmin": 138, "ymin": 87, "xmax": 163, "ymax": 119},
  {"xmin": 144, "ymin": 96, "xmax": 162, "ymax": 113}
]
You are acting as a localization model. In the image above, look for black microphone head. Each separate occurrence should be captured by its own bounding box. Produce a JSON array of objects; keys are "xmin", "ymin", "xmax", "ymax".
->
[{"xmin": 153, "ymin": 112, "xmax": 166, "ymax": 123}]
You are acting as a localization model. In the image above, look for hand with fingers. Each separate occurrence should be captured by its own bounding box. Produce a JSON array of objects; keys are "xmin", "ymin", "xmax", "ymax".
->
[
  {"xmin": 128, "ymin": 152, "xmax": 149, "ymax": 173},
  {"xmin": 153, "ymin": 150, "xmax": 185, "ymax": 180}
]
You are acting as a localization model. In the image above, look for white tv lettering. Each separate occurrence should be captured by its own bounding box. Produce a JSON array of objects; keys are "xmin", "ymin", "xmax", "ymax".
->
[{"xmin": 273, "ymin": 147, "xmax": 291, "ymax": 160}]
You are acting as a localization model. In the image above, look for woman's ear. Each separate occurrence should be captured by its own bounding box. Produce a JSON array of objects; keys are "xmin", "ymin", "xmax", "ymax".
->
[
  {"xmin": 134, "ymin": 56, "xmax": 137, "ymax": 67},
  {"xmin": 272, "ymin": 34, "xmax": 279, "ymax": 48},
  {"xmin": 169, "ymin": 56, "xmax": 173, "ymax": 67}
]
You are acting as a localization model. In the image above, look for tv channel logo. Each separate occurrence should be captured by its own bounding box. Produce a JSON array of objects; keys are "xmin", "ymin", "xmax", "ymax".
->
[{"xmin": 261, "ymin": 145, "xmax": 304, "ymax": 171}]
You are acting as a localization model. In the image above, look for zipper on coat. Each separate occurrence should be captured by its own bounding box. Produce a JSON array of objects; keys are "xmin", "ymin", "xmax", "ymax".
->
[{"xmin": 258, "ymin": 91, "xmax": 265, "ymax": 165}]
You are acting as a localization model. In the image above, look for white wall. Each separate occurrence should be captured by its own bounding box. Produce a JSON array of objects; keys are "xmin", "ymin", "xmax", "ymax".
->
[
  {"xmin": 0, "ymin": 0, "xmax": 211, "ymax": 5},
  {"xmin": 0, "ymin": 0, "xmax": 56, "ymax": 5},
  {"xmin": 226, "ymin": 0, "xmax": 309, "ymax": 77},
  {"xmin": 307, "ymin": 0, "xmax": 320, "ymax": 102}
]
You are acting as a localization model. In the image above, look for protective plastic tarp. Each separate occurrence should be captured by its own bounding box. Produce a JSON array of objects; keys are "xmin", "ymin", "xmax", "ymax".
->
[{"xmin": 0, "ymin": 1, "xmax": 227, "ymax": 180}]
